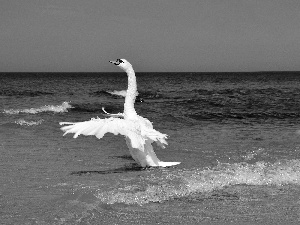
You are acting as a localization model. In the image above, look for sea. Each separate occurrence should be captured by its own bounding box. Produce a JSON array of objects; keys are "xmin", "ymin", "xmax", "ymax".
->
[{"xmin": 1, "ymin": 72, "xmax": 300, "ymax": 224}]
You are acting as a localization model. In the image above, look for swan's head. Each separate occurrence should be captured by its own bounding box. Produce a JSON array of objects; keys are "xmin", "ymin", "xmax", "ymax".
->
[{"xmin": 109, "ymin": 59, "xmax": 133, "ymax": 72}]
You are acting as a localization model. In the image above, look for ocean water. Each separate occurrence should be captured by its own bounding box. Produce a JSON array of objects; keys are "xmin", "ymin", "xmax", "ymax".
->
[{"xmin": 1, "ymin": 72, "xmax": 300, "ymax": 224}]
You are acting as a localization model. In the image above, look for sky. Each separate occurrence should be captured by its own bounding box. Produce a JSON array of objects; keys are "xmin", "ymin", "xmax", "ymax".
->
[{"xmin": 1, "ymin": 0, "xmax": 300, "ymax": 72}]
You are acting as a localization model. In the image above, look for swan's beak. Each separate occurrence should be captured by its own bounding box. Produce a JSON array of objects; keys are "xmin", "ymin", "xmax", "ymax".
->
[{"xmin": 109, "ymin": 60, "xmax": 119, "ymax": 65}]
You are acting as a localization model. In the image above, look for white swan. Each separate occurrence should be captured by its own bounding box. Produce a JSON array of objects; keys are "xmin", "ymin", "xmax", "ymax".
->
[{"xmin": 60, "ymin": 59, "xmax": 180, "ymax": 167}]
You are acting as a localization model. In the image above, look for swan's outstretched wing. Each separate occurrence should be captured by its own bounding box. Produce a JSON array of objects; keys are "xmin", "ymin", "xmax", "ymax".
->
[
  {"xmin": 60, "ymin": 117, "xmax": 168, "ymax": 150},
  {"xmin": 60, "ymin": 117, "xmax": 145, "ymax": 149},
  {"xmin": 60, "ymin": 118, "xmax": 122, "ymax": 138}
]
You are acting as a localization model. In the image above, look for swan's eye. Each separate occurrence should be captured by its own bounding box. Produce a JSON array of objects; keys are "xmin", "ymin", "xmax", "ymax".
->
[{"xmin": 118, "ymin": 59, "xmax": 124, "ymax": 63}]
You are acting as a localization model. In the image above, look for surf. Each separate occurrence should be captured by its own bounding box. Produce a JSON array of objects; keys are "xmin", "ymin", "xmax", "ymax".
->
[
  {"xmin": 3, "ymin": 102, "xmax": 72, "ymax": 115},
  {"xmin": 14, "ymin": 119, "xmax": 44, "ymax": 126},
  {"xmin": 94, "ymin": 159, "xmax": 300, "ymax": 205}
]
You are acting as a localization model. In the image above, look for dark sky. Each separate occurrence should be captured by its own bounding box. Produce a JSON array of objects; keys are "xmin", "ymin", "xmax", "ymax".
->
[{"xmin": 1, "ymin": 0, "xmax": 300, "ymax": 72}]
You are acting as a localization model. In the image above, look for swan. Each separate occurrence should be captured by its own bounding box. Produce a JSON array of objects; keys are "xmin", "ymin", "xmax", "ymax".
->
[{"xmin": 59, "ymin": 59, "xmax": 180, "ymax": 167}]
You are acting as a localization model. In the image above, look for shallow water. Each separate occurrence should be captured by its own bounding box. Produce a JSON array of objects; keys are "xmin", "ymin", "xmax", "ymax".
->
[{"xmin": 1, "ymin": 72, "xmax": 300, "ymax": 224}]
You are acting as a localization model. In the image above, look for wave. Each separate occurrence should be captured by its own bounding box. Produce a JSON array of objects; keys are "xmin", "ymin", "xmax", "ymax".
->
[
  {"xmin": 187, "ymin": 111, "xmax": 300, "ymax": 122},
  {"xmin": 90, "ymin": 89, "xmax": 162, "ymax": 101},
  {"xmin": 3, "ymin": 102, "xmax": 72, "ymax": 115},
  {"xmin": 90, "ymin": 90, "xmax": 127, "ymax": 98},
  {"xmin": 0, "ymin": 89, "xmax": 53, "ymax": 97},
  {"xmin": 90, "ymin": 90, "xmax": 113, "ymax": 97},
  {"xmin": 14, "ymin": 119, "xmax": 44, "ymax": 126},
  {"xmin": 69, "ymin": 103, "xmax": 122, "ymax": 114},
  {"xmin": 138, "ymin": 90, "xmax": 164, "ymax": 99},
  {"xmin": 194, "ymin": 87, "xmax": 300, "ymax": 96},
  {"xmin": 90, "ymin": 90, "xmax": 145, "ymax": 102},
  {"xmin": 96, "ymin": 159, "xmax": 300, "ymax": 205},
  {"xmin": 184, "ymin": 87, "xmax": 300, "ymax": 122},
  {"xmin": 107, "ymin": 90, "xmax": 127, "ymax": 97},
  {"xmin": 106, "ymin": 90, "xmax": 147, "ymax": 101}
]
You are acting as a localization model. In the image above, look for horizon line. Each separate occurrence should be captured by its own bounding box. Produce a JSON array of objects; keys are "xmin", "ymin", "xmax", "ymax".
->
[{"xmin": 1, "ymin": 71, "xmax": 300, "ymax": 74}]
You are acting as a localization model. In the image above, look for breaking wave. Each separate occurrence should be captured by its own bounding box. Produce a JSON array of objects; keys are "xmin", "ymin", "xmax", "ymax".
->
[
  {"xmin": 15, "ymin": 119, "xmax": 44, "ymax": 126},
  {"xmin": 91, "ymin": 90, "xmax": 145, "ymax": 102},
  {"xmin": 107, "ymin": 90, "xmax": 127, "ymax": 97},
  {"xmin": 95, "ymin": 159, "xmax": 300, "ymax": 205},
  {"xmin": 3, "ymin": 102, "xmax": 72, "ymax": 115}
]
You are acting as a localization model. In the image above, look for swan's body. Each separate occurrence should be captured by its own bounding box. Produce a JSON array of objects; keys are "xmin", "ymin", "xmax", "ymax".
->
[{"xmin": 60, "ymin": 59, "xmax": 180, "ymax": 167}]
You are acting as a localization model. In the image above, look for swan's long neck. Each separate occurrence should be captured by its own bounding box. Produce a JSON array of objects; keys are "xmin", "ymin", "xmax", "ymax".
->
[{"xmin": 124, "ymin": 67, "xmax": 138, "ymax": 119}]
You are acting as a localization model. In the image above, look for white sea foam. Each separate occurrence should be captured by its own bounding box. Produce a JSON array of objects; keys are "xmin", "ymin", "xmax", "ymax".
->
[
  {"xmin": 107, "ymin": 90, "xmax": 127, "ymax": 97},
  {"xmin": 3, "ymin": 102, "xmax": 72, "ymax": 115},
  {"xmin": 96, "ymin": 159, "xmax": 300, "ymax": 205},
  {"xmin": 15, "ymin": 119, "xmax": 44, "ymax": 126}
]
